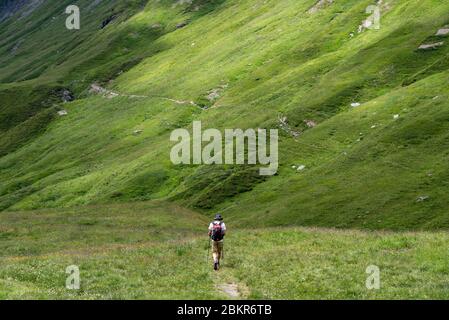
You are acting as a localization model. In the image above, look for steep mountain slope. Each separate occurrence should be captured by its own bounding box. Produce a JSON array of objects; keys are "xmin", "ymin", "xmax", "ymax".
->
[{"xmin": 1, "ymin": 0, "xmax": 449, "ymax": 230}]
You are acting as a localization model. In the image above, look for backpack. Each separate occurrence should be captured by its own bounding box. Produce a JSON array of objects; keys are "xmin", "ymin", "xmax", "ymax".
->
[{"xmin": 211, "ymin": 221, "xmax": 224, "ymax": 241}]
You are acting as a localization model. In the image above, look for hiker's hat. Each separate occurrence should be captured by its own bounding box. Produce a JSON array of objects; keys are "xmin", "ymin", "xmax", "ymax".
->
[{"xmin": 214, "ymin": 213, "xmax": 223, "ymax": 221}]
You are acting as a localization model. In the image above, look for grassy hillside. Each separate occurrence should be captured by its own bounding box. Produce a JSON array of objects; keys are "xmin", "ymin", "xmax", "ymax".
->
[
  {"xmin": 1, "ymin": 202, "xmax": 448, "ymax": 299},
  {"xmin": 1, "ymin": 0, "xmax": 449, "ymax": 230}
]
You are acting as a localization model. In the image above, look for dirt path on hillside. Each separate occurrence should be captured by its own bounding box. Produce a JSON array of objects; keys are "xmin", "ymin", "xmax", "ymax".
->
[{"xmin": 89, "ymin": 83, "xmax": 204, "ymax": 109}]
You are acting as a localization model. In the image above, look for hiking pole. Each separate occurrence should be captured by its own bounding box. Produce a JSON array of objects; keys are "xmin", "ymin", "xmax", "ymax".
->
[
  {"xmin": 206, "ymin": 237, "xmax": 210, "ymax": 266},
  {"xmin": 221, "ymin": 239, "xmax": 224, "ymax": 267}
]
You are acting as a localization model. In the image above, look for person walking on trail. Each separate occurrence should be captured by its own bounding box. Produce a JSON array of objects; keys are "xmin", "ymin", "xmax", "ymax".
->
[{"xmin": 208, "ymin": 214, "xmax": 226, "ymax": 271}]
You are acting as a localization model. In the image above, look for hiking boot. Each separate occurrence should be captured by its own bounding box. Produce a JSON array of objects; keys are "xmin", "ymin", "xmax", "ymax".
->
[{"xmin": 214, "ymin": 262, "xmax": 219, "ymax": 271}]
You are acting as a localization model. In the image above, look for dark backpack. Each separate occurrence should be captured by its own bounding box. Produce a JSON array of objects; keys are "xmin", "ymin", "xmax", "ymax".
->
[{"xmin": 211, "ymin": 221, "xmax": 224, "ymax": 241}]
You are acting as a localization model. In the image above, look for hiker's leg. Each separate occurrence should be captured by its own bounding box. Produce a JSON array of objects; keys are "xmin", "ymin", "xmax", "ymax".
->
[
  {"xmin": 212, "ymin": 241, "xmax": 219, "ymax": 263},
  {"xmin": 217, "ymin": 241, "xmax": 224, "ymax": 263}
]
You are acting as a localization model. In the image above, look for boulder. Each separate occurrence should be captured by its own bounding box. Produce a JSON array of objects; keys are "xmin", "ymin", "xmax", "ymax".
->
[
  {"xmin": 176, "ymin": 21, "xmax": 188, "ymax": 29},
  {"xmin": 61, "ymin": 89, "xmax": 74, "ymax": 102},
  {"xmin": 436, "ymin": 28, "xmax": 449, "ymax": 36},
  {"xmin": 417, "ymin": 196, "xmax": 429, "ymax": 202},
  {"xmin": 304, "ymin": 120, "xmax": 317, "ymax": 128},
  {"xmin": 418, "ymin": 42, "xmax": 444, "ymax": 50}
]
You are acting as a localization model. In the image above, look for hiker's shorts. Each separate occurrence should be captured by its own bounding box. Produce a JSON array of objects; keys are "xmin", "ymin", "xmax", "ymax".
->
[{"xmin": 212, "ymin": 240, "xmax": 223, "ymax": 261}]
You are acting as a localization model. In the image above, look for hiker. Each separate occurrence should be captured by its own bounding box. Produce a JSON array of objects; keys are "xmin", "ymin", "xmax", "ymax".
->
[{"xmin": 208, "ymin": 214, "xmax": 226, "ymax": 271}]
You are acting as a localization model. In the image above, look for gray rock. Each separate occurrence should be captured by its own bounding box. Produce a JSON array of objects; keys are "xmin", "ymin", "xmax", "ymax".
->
[
  {"xmin": 417, "ymin": 196, "xmax": 429, "ymax": 202},
  {"xmin": 61, "ymin": 89, "xmax": 74, "ymax": 102},
  {"xmin": 418, "ymin": 42, "xmax": 444, "ymax": 50},
  {"xmin": 176, "ymin": 21, "xmax": 188, "ymax": 29},
  {"xmin": 436, "ymin": 28, "xmax": 449, "ymax": 36},
  {"xmin": 304, "ymin": 120, "xmax": 317, "ymax": 128}
]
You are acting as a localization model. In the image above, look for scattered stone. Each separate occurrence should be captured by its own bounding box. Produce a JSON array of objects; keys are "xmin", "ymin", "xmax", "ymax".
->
[
  {"xmin": 57, "ymin": 110, "xmax": 68, "ymax": 116},
  {"xmin": 278, "ymin": 115, "xmax": 300, "ymax": 138},
  {"xmin": 304, "ymin": 120, "xmax": 317, "ymax": 128},
  {"xmin": 89, "ymin": 83, "xmax": 119, "ymax": 98},
  {"xmin": 371, "ymin": 125, "xmax": 377, "ymax": 129},
  {"xmin": 206, "ymin": 88, "xmax": 221, "ymax": 102},
  {"xmin": 418, "ymin": 42, "xmax": 444, "ymax": 50},
  {"xmin": 297, "ymin": 165, "xmax": 306, "ymax": 171},
  {"xmin": 308, "ymin": 0, "xmax": 333, "ymax": 14},
  {"xmin": 292, "ymin": 165, "xmax": 296, "ymax": 169},
  {"xmin": 417, "ymin": 195, "xmax": 429, "ymax": 202},
  {"xmin": 61, "ymin": 89, "xmax": 74, "ymax": 102},
  {"xmin": 205, "ymin": 84, "xmax": 228, "ymax": 104},
  {"xmin": 133, "ymin": 129, "xmax": 143, "ymax": 135},
  {"xmin": 151, "ymin": 23, "xmax": 162, "ymax": 29},
  {"xmin": 176, "ymin": 21, "xmax": 189, "ymax": 29},
  {"xmin": 90, "ymin": 83, "xmax": 106, "ymax": 94},
  {"xmin": 351, "ymin": 102, "xmax": 361, "ymax": 108},
  {"xmin": 393, "ymin": 114, "xmax": 400, "ymax": 119},
  {"xmin": 436, "ymin": 28, "xmax": 449, "ymax": 36},
  {"xmin": 106, "ymin": 92, "xmax": 119, "ymax": 99}
]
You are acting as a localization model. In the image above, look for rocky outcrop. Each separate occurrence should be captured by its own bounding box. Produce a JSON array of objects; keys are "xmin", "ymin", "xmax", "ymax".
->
[
  {"xmin": 436, "ymin": 28, "xmax": 449, "ymax": 36},
  {"xmin": 176, "ymin": 21, "xmax": 189, "ymax": 29},
  {"xmin": 418, "ymin": 42, "xmax": 444, "ymax": 50}
]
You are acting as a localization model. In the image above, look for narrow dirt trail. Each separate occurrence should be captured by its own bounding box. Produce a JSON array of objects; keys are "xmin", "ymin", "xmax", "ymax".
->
[
  {"xmin": 216, "ymin": 283, "xmax": 240, "ymax": 298},
  {"xmin": 89, "ymin": 84, "xmax": 204, "ymax": 109},
  {"xmin": 212, "ymin": 269, "xmax": 250, "ymax": 299}
]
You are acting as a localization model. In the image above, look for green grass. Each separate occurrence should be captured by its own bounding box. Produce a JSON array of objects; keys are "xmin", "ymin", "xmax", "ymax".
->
[
  {"xmin": 1, "ymin": 0, "xmax": 449, "ymax": 230},
  {"xmin": 2, "ymin": 0, "xmax": 449, "ymax": 299},
  {"xmin": 1, "ymin": 201, "xmax": 449, "ymax": 299}
]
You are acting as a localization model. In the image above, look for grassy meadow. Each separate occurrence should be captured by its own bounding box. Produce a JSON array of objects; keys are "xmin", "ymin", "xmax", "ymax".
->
[{"xmin": 1, "ymin": 201, "xmax": 449, "ymax": 299}]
